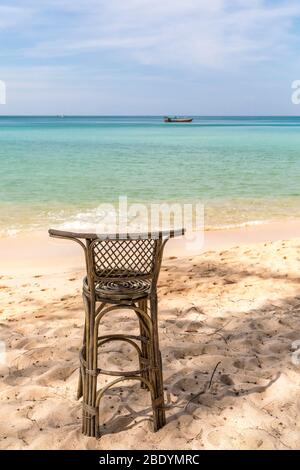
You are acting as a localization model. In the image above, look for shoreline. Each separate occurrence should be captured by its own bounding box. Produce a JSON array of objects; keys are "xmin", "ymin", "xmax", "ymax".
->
[{"xmin": 1, "ymin": 219, "xmax": 300, "ymax": 273}]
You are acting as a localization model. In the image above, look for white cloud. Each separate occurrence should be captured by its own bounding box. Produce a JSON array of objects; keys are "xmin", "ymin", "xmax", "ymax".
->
[
  {"xmin": 19, "ymin": 0, "xmax": 300, "ymax": 69},
  {"xmin": 0, "ymin": 5, "xmax": 34, "ymax": 29},
  {"xmin": 1, "ymin": 0, "xmax": 299, "ymax": 114}
]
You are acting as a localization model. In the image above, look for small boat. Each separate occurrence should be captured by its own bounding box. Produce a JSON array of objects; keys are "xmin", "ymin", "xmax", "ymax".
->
[{"xmin": 164, "ymin": 116, "xmax": 193, "ymax": 123}]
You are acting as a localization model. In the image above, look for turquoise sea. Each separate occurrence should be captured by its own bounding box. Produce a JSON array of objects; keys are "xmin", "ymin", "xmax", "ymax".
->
[{"xmin": 1, "ymin": 116, "xmax": 300, "ymax": 235}]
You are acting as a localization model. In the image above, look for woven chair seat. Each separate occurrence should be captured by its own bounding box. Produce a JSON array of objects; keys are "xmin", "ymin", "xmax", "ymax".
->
[{"xmin": 94, "ymin": 278, "xmax": 151, "ymax": 301}]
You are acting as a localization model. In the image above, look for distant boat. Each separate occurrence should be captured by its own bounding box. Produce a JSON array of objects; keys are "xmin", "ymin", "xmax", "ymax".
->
[{"xmin": 164, "ymin": 116, "xmax": 193, "ymax": 123}]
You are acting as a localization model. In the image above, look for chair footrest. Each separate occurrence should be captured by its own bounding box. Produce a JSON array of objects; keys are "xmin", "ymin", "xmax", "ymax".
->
[
  {"xmin": 85, "ymin": 366, "xmax": 150, "ymax": 377},
  {"xmin": 97, "ymin": 333, "xmax": 149, "ymax": 344}
]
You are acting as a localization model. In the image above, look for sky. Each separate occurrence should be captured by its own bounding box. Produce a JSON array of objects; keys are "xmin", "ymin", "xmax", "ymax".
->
[{"xmin": 0, "ymin": 0, "xmax": 300, "ymax": 115}]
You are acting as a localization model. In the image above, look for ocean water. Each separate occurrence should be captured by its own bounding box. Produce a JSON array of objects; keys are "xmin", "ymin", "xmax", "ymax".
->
[{"xmin": 1, "ymin": 115, "xmax": 300, "ymax": 235}]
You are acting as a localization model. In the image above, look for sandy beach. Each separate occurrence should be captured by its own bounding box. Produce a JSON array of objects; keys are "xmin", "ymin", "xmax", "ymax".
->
[
  {"xmin": 3, "ymin": 0, "xmax": 300, "ymax": 457},
  {"xmin": 1, "ymin": 222, "xmax": 300, "ymax": 450}
]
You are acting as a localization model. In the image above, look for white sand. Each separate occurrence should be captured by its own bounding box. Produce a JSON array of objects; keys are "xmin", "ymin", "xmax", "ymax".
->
[{"xmin": 1, "ymin": 226, "xmax": 300, "ymax": 449}]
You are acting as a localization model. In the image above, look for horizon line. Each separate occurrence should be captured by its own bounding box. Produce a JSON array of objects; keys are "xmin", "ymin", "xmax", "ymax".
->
[{"xmin": 0, "ymin": 114, "xmax": 300, "ymax": 118}]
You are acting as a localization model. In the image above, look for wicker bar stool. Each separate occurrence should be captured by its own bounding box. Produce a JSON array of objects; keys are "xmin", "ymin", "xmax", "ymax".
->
[{"xmin": 49, "ymin": 228, "xmax": 184, "ymax": 438}]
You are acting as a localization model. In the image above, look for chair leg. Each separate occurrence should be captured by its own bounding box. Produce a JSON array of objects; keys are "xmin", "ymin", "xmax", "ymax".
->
[
  {"xmin": 80, "ymin": 294, "xmax": 165, "ymax": 437},
  {"xmin": 138, "ymin": 298, "xmax": 150, "ymax": 389},
  {"xmin": 82, "ymin": 293, "xmax": 98, "ymax": 437},
  {"xmin": 77, "ymin": 365, "xmax": 83, "ymax": 400},
  {"xmin": 77, "ymin": 320, "xmax": 86, "ymax": 400},
  {"xmin": 149, "ymin": 294, "xmax": 166, "ymax": 431}
]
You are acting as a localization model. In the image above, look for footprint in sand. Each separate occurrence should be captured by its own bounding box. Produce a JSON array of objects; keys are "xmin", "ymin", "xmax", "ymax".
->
[
  {"xmin": 233, "ymin": 359, "xmax": 245, "ymax": 369},
  {"xmin": 205, "ymin": 427, "xmax": 275, "ymax": 450},
  {"xmin": 37, "ymin": 365, "xmax": 78, "ymax": 385}
]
